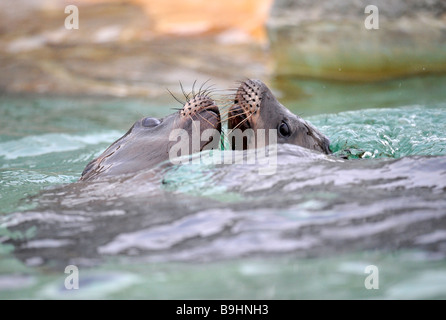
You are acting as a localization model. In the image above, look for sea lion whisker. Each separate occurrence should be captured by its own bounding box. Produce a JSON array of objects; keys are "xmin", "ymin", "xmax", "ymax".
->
[
  {"xmin": 197, "ymin": 113, "xmax": 217, "ymax": 129},
  {"xmin": 219, "ymin": 105, "xmax": 244, "ymax": 116},
  {"xmin": 222, "ymin": 112, "xmax": 244, "ymax": 121},
  {"xmin": 201, "ymin": 104, "xmax": 219, "ymax": 111},
  {"xmin": 214, "ymin": 103, "xmax": 234, "ymax": 110},
  {"xmin": 198, "ymin": 79, "xmax": 212, "ymax": 96},
  {"xmin": 215, "ymin": 106, "xmax": 233, "ymax": 112},
  {"xmin": 201, "ymin": 84, "xmax": 217, "ymax": 97},
  {"xmin": 227, "ymin": 111, "xmax": 254, "ymax": 135},
  {"xmin": 202, "ymin": 93, "xmax": 215, "ymax": 100},
  {"xmin": 222, "ymin": 112, "xmax": 248, "ymax": 123},
  {"xmin": 218, "ymin": 105, "xmax": 244, "ymax": 115},
  {"xmin": 205, "ymin": 83, "xmax": 216, "ymax": 91},
  {"xmin": 206, "ymin": 89, "xmax": 229, "ymax": 96},
  {"xmin": 179, "ymin": 81, "xmax": 191, "ymax": 102},
  {"xmin": 215, "ymin": 98, "xmax": 235, "ymax": 105},
  {"xmin": 214, "ymin": 96, "xmax": 238, "ymax": 104},
  {"xmin": 221, "ymin": 105, "xmax": 245, "ymax": 115},
  {"xmin": 201, "ymin": 108, "xmax": 220, "ymax": 121},
  {"xmin": 207, "ymin": 88, "xmax": 230, "ymax": 92},
  {"xmin": 166, "ymin": 88, "xmax": 185, "ymax": 105},
  {"xmin": 232, "ymin": 79, "xmax": 252, "ymax": 91},
  {"xmin": 220, "ymin": 107, "xmax": 249, "ymax": 122},
  {"xmin": 216, "ymin": 99, "xmax": 237, "ymax": 105},
  {"xmin": 204, "ymin": 86, "xmax": 231, "ymax": 95},
  {"xmin": 234, "ymin": 79, "xmax": 248, "ymax": 87},
  {"xmin": 191, "ymin": 79, "xmax": 197, "ymax": 97}
]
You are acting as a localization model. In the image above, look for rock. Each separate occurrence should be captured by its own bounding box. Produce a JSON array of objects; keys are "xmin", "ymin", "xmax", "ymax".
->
[
  {"xmin": 0, "ymin": 0, "xmax": 271, "ymax": 97},
  {"xmin": 268, "ymin": 0, "xmax": 446, "ymax": 80}
]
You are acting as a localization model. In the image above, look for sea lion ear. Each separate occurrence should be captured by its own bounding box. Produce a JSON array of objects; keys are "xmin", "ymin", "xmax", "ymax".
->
[{"xmin": 142, "ymin": 117, "xmax": 161, "ymax": 128}]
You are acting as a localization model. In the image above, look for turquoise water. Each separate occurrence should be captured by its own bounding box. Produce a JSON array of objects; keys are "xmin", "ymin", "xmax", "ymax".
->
[
  {"xmin": 1, "ymin": 75, "xmax": 446, "ymax": 299},
  {"xmin": 316, "ymin": 105, "xmax": 446, "ymax": 159},
  {"xmin": 1, "ymin": 252, "xmax": 445, "ymax": 299}
]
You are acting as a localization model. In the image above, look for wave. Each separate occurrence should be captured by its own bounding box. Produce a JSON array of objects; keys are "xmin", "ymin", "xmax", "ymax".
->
[{"xmin": 0, "ymin": 131, "xmax": 122, "ymax": 160}]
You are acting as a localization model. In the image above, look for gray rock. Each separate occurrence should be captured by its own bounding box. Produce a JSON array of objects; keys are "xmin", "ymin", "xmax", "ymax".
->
[{"xmin": 268, "ymin": 0, "xmax": 446, "ymax": 80}]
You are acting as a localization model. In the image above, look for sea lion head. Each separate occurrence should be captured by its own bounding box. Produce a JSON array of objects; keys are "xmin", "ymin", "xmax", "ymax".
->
[
  {"xmin": 80, "ymin": 92, "xmax": 221, "ymax": 181},
  {"xmin": 227, "ymin": 79, "xmax": 331, "ymax": 154}
]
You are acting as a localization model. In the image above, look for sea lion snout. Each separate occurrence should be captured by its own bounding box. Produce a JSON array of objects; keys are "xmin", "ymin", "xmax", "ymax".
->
[
  {"xmin": 181, "ymin": 95, "xmax": 218, "ymax": 118},
  {"xmin": 228, "ymin": 79, "xmax": 331, "ymax": 154},
  {"xmin": 228, "ymin": 79, "xmax": 263, "ymax": 132},
  {"xmin": 179, "ymin": 94, "xmax": 221, "ymax": 134}
]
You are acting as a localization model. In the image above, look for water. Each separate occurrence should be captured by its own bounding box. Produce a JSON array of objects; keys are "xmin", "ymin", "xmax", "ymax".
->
[{"xmin": 1, "ymin": 75, "xmax": 446, "ymax": 299}]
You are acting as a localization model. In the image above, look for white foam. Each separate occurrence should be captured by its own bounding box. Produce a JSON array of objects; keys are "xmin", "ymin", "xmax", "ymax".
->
[{"xmin": 0, "ymin": 131, "xmax": 122, "ymax": 160}]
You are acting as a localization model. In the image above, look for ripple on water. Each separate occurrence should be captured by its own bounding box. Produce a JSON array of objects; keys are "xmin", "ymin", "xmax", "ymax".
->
[
  {"xmin": 1, "ymin": 170, "xmax": 76, "ymax": 186},
  {"xmin": 39, "ymin": 272, "xmax": 140, "ymax": 300},
  {"xmin": 0, "ymin": 131, "xmax": 122, "ymax": 160},
  {"xmin": 311, "ymin": 104, "xmax": 446, "ymax": 159}
]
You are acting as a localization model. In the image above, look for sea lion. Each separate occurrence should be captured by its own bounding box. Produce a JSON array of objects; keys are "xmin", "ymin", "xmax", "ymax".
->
[
  {"xmin": 227, "ymin": 79, "xmax": 331, "ymax": 154},
  {"xmin": 80, "ymin": 91, "xmax": 221, "ymax": 181}
]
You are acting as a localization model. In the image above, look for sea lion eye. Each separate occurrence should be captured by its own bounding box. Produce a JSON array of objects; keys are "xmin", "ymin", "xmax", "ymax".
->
[
  {"xmin": 142, "ymin": 117, "xmax": 160, "ymax": 127},
  {"xmin": 278, "ymin": 121, "xmax": 291, "ymax": 137}
]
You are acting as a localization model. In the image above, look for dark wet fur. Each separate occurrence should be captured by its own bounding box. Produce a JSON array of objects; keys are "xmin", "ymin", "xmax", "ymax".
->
[
  {"xmin": 80, "ymin": 83, "xmax": 221, "ymax": 181},
  {"xmin": 227, "ymin": 79, "xmax": 331, "ymax": 154}
]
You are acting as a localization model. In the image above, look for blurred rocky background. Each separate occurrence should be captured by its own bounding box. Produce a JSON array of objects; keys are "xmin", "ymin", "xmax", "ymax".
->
[
  {"xmin": 270, "ymin": 0, "xmax": 446, "ymax": 80},
  {"xmin": 0, "ymin": 0, "xmax": 445, "ymax": 97}
]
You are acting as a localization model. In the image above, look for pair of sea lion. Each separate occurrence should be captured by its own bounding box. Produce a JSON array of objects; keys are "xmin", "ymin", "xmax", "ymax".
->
[{"xmin": 80, "ymin": 79, "xmax": 331, "ymax": 181}]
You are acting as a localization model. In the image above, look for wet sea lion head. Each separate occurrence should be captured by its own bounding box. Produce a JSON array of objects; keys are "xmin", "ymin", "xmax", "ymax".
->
[
  {"xmin": 80, "ymin": 91, "xmax": 221, "ymax": 181},
  {"xmin": 227, "ymin": 79, "xmax": 331, "ymax": 154}
]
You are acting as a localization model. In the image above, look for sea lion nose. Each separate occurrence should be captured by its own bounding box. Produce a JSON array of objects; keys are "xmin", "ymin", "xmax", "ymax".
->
[{"xmin": 142, "ymin": 117, "xmax": 161, "ymax": 127}]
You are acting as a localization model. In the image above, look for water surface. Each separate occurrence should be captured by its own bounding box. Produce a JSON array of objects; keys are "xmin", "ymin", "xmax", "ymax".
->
[{"xmin": 1, "ymin": 76, "xmax": 446, "ymax": 299}]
